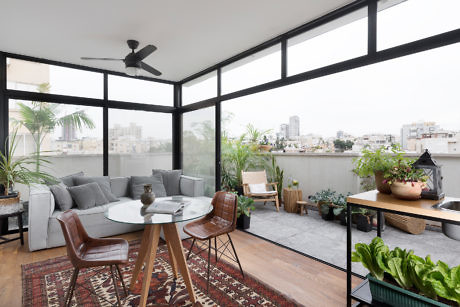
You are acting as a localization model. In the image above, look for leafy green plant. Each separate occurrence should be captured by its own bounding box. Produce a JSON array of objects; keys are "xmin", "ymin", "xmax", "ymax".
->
[
  {"xmin": 384, "ymin": 160, "xmax": 428, "ymax": 185},
  {"xmin": 353, "ymin": 237, "xmax": 460, "ymax": 305},
  {"xmin": 237, "ymin": 195, "xmax": 255, "ymax": 218},
  {"xmin": 310, "ymin": 189, "xmax": 336, "ymax": 204},
  {"xmin": 269, "ymin": 155, "xmax": 283, "ymax": 202},
  {"xmin": 353, "ymin": 144, "xmax": 406, "ymax": 178},
  {"xmin": 0, "ymin": 129, "xmax": 55, "ymax": 195},
  {"xmin": 259, "ymin": 135, "xmax": 270, "ymax": 146}
]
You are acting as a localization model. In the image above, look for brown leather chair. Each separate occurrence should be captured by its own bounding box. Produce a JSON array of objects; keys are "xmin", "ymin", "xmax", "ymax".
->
[
  {"xmin": 183, "ymin": 191, "xmax": 244, "ymax": 292},
  {"xmin": 57, "ymin": 210, "xmax": 129, "ymax": 307}
]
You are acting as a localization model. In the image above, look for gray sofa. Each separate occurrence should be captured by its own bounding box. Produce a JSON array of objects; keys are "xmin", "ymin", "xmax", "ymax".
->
[{"xmin": 28, "ymin": 175, "xmax": 208, "ymax": 251}]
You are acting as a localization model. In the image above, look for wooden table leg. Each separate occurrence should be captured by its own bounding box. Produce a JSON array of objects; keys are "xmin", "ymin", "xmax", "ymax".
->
[
  {"xmin": 139, "ymin": 225, "xmax": 161, "ymax": 307},
  {"xmin": 163, "ymin": 223, "xmax": 197, "ymax": 303},
  {"xmin": 164, "ymin": 231, "xmax": 179, "ymax": 279},
  {"xmin": 130, "ymin": 225, "xmax": 153, "ymax": 291}
]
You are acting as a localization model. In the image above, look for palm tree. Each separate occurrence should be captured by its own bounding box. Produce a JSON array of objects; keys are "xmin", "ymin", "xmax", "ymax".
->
[{"xmin": 12, "ymin": 83, "xmax": 95, "ymax": 171}]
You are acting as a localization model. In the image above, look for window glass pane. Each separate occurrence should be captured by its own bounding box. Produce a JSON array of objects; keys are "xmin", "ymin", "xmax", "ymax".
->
[
  {"xmin": 7, "ymin": 58, "xmax": 103, "ymax": 99},
  {"xmin": 288, "ymin": 8, "xmax": 367, "ymax": 75},
  {"xmin": 9, "ymin": 99, "xmax": 103, "ymax": 180},
  {"xmin": 183, "ymin": 107, "xmax": 215, "ymax": 196},
  {"xmin": 108, "ymin": 109, "xmax": 172, "ymax": 177},
  {"xmin": 378, "ymin": 0, "xmax": 460, "ymax": 50},
  {"xmin": 108, "ymin": 75, "xmax": 173, "ymax": 106},
  {"xmin": 222, "ymin": 45, "xmax": 281, "ymax": 94},
  {"xmin": 182, "ymin": 71, "xmax": 217, "ymax": 105}
]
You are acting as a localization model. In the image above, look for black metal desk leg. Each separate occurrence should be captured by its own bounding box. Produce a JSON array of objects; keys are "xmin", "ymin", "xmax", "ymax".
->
[
  {"xmin": 377, "ymin": 210, "xmax": 382, "ymax": 238},
  {"xmin": 18, "ymin": 213, "xmax": 24, "ymax": 245},
  {"xmin": 346, "ymin": 203, "xmax": 352, "ymax": 307}
]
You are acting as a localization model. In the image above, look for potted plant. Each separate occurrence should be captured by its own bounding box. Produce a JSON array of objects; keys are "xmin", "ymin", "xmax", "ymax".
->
[
  {"xmin": 0, "ymin": 130, "xmax": 55, "ymax": 204},
  {"xmin": 236, "ymin": 195, "xmax": 255, "ymax": 230},
  {"xmin": 310, "ymin": 189, "xmax": 337, "ymax": 221},
  {"xmin": 384, "ymin": 160, "xmax": 428, "ymax": 200},
  {"xmin": 258, "ymin": 135, "xmax": 272, "ymax": 152},
  {"xmin": 353, "ymin": 145, "xmax": 406, "ymax": 194},
  {"xmin": 332, "ymin": 193, "xmax": 349, "ymax": 225},
  {"xmin": 353, "ymin": 207, "xmax": 375, "ymax": 232},
  {"xmin": 352, "ymin": 237, "xmax": 458, "ymax": 306}
]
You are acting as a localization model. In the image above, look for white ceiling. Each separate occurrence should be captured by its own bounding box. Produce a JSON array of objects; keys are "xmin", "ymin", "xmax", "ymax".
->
[{"xmin": 0, "ymin": 0, "xmax": 354, "ymax": 82}]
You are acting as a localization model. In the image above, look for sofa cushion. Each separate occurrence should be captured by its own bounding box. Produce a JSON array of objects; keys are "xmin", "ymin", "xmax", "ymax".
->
[
  {"xmin": 68, "ymin": 182, "xmax": 109, "ymax": 209},
  {"xmin": 110, "ymin": 177, "xmax": 130, "ymax": 198},
  {"xmin": 60, "ymin": 171, "xmax": 84, "ymax": 187},
  {"xmin": 152, "ymin": 169, "xmax": 182, "ymax": 196},
  {"xmin": 130, "ymin": 174, "xmax": 167, "ymax": 200},
  {"xmin": 49, "ymin": 182, "xmax": 73, "ymax": 211},
  {"xmin": 74, "ymin": 176, "xmax": 119, "ymax": 202}
]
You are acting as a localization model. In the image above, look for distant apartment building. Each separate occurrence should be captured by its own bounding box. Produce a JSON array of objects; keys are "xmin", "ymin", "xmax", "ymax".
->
[
  {"xmin": 289, "ymin": 116, "xmax": 300, "ymax": 138},
  {"xmin": 401, "ymin": 122, "xmax": 439, "ymax": 150},
  {"xmin": 278, "ymin": 124, "xmax": 289, "ymax": 139},
  {"xmin": 109, "ymin": 123, "xmax": 142, "ymax": 140},
  {"xmin": 352, "ymin": 134, "xmax": 399, "ymax": 152},
  {"xmin": 61, "ymin": 122, "xmax": 76, "ymax": 141}
]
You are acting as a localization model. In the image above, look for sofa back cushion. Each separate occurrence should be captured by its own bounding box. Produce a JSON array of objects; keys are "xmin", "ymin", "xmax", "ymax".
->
[
  {"xmin": 152, "ymin": 169, "xmax": 182, "ymax": 196},
  {"xmin": 110, "ymin": 177, "xmax": 130, "ymax": 198},
  {"xmin": 49, "ymin": 182, "xmax": 74, "ymax": 211},
  {"xmin": 74, "ymin": 176, "xmax": 119, "ymax": 202},
  {"xmin": 68, "ymin": 182, "xmax": 108, "ymax": 209},
  {"xmin": 60, "ymin": 171, "xmax": 84, "ymax": 187},
  {"xmin": 130, "ymin": 173, "xmax": 167, "ymax": 199}
]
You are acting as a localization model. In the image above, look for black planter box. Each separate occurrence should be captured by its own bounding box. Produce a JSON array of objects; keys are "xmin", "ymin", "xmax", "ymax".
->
[
  {"xmin": 237, "ymin": 215, "xmax": 251, "ymax": 230},
  {"xmin": 356, "ymin": 214, "xmax": 374, "ymax": 232}
]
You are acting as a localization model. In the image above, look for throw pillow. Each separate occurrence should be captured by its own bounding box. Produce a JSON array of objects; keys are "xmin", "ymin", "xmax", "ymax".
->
[
  {"xmin": 68, "ymin": 182, "xmax": 109, "ymax": 210},
  {"xmin": 60, "ymin": 171, "xmax": 84, "ymax": 187},
  {"xmin": 249, "ymin": 183, "xmax": 267, "ymax": 193},
  {"xmin": 49, "ymin": 182, "xmax": 73, "ymax": 211},
  {"xmin": 74, "ymin": 176, "xmax": 119, "ymax": 202},
  {"xmin": 152, "ymin": 169, "xmax": 182, "ymax": 196},
  {"xmin": 130, "ymin": 173, "xmax": 167, "ymax": 200}
]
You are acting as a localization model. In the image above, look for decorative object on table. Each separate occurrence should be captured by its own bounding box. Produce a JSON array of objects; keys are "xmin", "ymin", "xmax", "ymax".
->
[
  {"xmin": 352, "ymin": 237, "xmax": 459, "ymax": 306},
  {"xmin": 283, "ymin": 188, "xmax": 302, "ymax": 213},
  {"xmin": 236, "ymin": 194, "xmax": 255, "ymax": 230},
  {"xmin": 0, "ymin": 129, "xmax": 55, "ymax": 205},
  {"xmin": 140, "ymin": 184, "xmax": 155, "ymax": 207},
  {"xmin": 22, "ymin": 239, "xmax": 298, "ymax": 307},
  {"xmin": 413, "ymin": 149, "xmax": 445, "ymax": 200},
  {"xmin": 384, "ymin": 159, "xmax": 428, "ymax": 200},
  {"xmin": 353, "ymin": 145, "xmax": 406, "ymax": 194},
  {"xmin": 242, "ymin": 170, "xmax": 280, "ymax": 211},
  {"xmin": 384, "ymin": 212, "xmax": 426, "ymax": 235},
  {"xmin": 145, "ymin": 199, "xmax": 188, "ymax": 215}
]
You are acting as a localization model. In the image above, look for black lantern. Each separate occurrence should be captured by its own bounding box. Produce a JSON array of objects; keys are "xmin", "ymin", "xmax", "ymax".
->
[{"xmin": 413, "ymin": 149, "xmax": 444, "ymax": 200}]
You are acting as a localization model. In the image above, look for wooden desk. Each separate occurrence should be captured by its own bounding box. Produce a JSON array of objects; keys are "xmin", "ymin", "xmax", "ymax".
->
[{"xmin": 345, "ymin": 190, "xmax": 460, "ymax": 306}]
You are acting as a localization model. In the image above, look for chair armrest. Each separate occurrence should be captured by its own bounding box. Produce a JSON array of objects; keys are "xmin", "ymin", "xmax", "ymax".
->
[
  {"xmin": 180, "ymin": 175, "xmax": 205, "ymax": 197},
  {"xmin": 28, "ymin": 184, "xmax": 55, "ymax": 251}
]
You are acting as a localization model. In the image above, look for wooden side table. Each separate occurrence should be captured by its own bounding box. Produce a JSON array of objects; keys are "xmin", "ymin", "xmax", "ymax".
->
[
  {"xmin": 0, "ymin": 202, "xmax": 24, "ymax": 245},
  {"xmin": 296, "ymin": 201, "xmax": 308, "ymax": 215},
  {"xmin": 283, "ymin": 188, "xmax": 302, "ymax": 213}
]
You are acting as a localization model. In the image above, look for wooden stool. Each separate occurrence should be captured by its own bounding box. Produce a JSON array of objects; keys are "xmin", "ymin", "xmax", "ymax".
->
[{"xmin": 296, "ymin": 201, "xmax": 308, "ymax": 215}]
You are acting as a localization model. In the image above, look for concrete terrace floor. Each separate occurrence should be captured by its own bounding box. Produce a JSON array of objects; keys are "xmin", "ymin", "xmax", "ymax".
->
[{"xmin": 247, "ymin": 202, "xmax": 460, "ymax": 277}]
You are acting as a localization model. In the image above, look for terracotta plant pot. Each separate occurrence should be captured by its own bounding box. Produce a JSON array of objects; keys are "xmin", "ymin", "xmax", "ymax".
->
[
  {"xmin": 375, "ymin": 171, "xmax": 391, "ymax": 194},
  {"xmin": 390, "ymin": 181, "xmax": 425, "ymax": 200},
  {"xmin": 258, "ymin": 145, "xmax": 272, "ymax": 152}
]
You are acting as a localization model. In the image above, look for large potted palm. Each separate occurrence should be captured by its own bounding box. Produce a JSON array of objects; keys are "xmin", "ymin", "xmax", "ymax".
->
[{"xmin": 0, "ymin": 129, "xmax": 55, "ymax": 205}]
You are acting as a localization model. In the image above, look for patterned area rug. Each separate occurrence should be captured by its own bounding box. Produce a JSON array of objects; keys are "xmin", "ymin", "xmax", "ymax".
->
[{"xmin": 22, "ymin": 239, "xmax": 299, "ymax": 306}]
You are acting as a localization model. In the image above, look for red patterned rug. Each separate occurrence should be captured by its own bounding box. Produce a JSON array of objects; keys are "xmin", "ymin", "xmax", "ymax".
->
[{"xmin": 22, "ymin": 239, "xmax": 299, "ymax": 306}]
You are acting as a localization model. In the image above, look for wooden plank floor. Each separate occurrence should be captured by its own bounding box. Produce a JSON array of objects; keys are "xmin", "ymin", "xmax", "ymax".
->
[{"xmin": 0, "ymin": 230, "xmax": 361, "ymax": 306}]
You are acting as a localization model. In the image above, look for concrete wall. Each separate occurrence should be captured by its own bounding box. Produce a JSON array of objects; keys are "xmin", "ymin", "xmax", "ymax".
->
[{"xmin": 273, "ymin": 152, "xmax": 460, "ymax": 199}]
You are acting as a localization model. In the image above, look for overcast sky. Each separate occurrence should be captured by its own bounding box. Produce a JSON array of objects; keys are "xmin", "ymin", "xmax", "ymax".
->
[{"xmin": 47, "ymin": 0, "xmax": 460, "ymax": 140}]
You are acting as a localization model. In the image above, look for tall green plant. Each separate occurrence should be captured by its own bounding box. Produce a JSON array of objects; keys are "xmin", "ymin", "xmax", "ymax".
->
[
  {"xmin": 12, "ymin": 83, "xmax": 95, "ymax": 171},
  {"xmin": 0, "ymin": 129, "xmax": 55, "ymax": 195},
  {"xmin": 269, "ymin": 155, "xmax": 283, "ymax": 202},
  {"xmin": 353, "ymin": 144, "xmax": 406, "ymax": 178}
]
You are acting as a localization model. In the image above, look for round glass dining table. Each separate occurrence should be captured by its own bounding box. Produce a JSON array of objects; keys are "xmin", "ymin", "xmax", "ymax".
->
[{"xmin": 105, "ymin": 197, "xmax": 212, "ymax": 306}]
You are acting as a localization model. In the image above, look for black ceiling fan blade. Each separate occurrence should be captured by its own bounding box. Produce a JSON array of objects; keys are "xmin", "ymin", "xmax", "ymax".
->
[
  {"xmin": 141, "ymin": 62, "xmax": 162, "ymax": 76},
  {"xmin": 135, "ymin": 45, "xmax": 157, "ymax": 61},
  {"xmin": 81, "ymin": 57, "xmax": 124, "ymax": 61}
]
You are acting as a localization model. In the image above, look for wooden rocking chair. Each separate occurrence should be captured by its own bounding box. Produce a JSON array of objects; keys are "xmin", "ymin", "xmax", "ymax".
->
[{"xmin": 242, "ymin": 171, "xmax": 280, "ymax": 212}]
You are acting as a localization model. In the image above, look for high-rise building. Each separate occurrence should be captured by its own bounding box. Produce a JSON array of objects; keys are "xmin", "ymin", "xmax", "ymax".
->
[
  {"xmin": 336, "ymin": 130, "xmax": 344, "ymax": 139},
  {"xmin": 61, "ymin": 122, "xmax": 76, "ymax": 141},
  {"xmin": 279, "ymin": 124, "xmax": 289, "ymax": 139},
  {"xmin": 289, "ymin": 116, "xmax": 299, "ymax": 138}
]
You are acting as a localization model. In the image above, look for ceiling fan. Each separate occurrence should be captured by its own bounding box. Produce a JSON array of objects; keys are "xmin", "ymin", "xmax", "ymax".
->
[{"xmin": 81, "ymin": 39, "xmax": 161, "ymax": 77}]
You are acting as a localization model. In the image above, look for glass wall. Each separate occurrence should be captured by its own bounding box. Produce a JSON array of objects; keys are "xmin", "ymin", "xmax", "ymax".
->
[
  {"xmin": 108, "ymin": 109, "xmax": 172, "ymax": 177},
  {"xmin": 378, "ymin": 0, "xmax": 460, "ymax": 50},
  {"xmin": 6, "ymin": 58, "xmax": 103, "ymax": 98},
  {"xmin": 182, "ymin": 71, "xmax": 217, "ymax": 105},
  {"xmin": 108, "ymin": 75, "xmax": 173, "ymax": 106},
  {"xmin": 183, "ymin": 107, "xmax": 215, "ymax": 196},
  {"xmin": 221, "ymin": 44, "xmax": 281, "ymax": 94}
]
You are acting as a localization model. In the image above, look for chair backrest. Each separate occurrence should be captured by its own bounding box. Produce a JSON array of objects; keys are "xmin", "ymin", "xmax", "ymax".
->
[
  {"xmin": 241, "ymin": 171, "xmax": 268, "ymax": 185},
  {"xmin": 211, "ymin": 191, "xmax": 238, "ymax": 230},
  {"xmin": 57, "ymin": 210, "xmax": 90, "ymax": 267}
]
